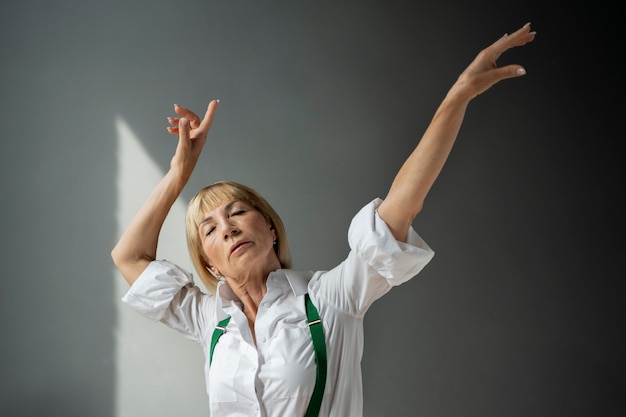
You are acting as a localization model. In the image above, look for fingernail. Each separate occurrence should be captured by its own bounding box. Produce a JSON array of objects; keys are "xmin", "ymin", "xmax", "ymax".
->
[
  {"xmin": 180, "ymin": 117, "xmax": 188, "ymax": 125},
  {"xmin": 524, "ymin": 22, "xmax": 531, "ymax": 28},
  {"xmin": 517, "ymin": 68, "xmax": 526, "ymax": 75}
]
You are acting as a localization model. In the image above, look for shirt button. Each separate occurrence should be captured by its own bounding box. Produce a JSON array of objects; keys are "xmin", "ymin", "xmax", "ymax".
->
[{"xmin": 259, "ymin": 336, "xmax": 266, "ymax": 343}]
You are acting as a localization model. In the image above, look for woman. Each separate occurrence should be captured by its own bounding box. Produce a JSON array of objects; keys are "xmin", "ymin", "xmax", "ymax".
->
[{"xmin": 112, "ymin": 23, "xmax": 535, "ymax": 417}]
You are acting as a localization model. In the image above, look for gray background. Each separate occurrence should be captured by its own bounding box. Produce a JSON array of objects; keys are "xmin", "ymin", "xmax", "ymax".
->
[{"xmin": 1, "ymin": 1, "xmax": 623, "ymax": 416}]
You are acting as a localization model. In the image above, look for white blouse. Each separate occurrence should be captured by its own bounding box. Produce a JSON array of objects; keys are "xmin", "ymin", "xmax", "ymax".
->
[{"xmin": 122, "ymin": 198, "xmax": 434, "ymax": 417}]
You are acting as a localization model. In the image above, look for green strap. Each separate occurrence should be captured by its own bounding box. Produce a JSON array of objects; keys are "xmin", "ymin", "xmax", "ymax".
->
[
  {"xmin": 208, "ymin": 294, "xmax": 327, "ymax": 417},
  {"xmin": 209, "ymin": 316, "xmax": 231, "ymax": 365},
  {"xmin": 304, "ymin": 293, "xmax": 327, "ymax": 417}
]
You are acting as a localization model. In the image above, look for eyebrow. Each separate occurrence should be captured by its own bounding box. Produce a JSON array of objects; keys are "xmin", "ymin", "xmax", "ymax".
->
[{"xmin": 199, "ymin": 200, "xmax": 239, "ymax": 226}]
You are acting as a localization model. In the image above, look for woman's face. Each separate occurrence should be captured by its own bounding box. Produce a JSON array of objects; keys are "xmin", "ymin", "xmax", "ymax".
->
[{"xmin": 198, "ymin": 199, "xmax": 278, "ymax": 278}]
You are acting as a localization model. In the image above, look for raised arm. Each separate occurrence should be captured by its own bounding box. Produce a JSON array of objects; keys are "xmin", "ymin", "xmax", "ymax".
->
[
  {"xmin": 377, "ymin": 23, "xmax": 536, "ymax": 241},
  {"xmin": 111, "ymin": 100, "xmax": 219, "ymax": 285}
]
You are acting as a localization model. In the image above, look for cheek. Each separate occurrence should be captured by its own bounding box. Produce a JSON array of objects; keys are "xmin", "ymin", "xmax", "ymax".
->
[
  {"xmin": 253, "ymin": 221, "xmax": 272, "ymax": 240},
  {"xmin": 262, "ymin": 226, "xmax": 277, "ymax": 247},
  {"xmin": 202, "ymin": 240, "xmax": 220, "ymax": 262}
]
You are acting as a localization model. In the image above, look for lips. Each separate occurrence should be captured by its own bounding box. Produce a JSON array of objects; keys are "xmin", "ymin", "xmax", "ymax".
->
[{"xmin": 229, "ymin": 240, "xmax": 250, "ymax": 256}]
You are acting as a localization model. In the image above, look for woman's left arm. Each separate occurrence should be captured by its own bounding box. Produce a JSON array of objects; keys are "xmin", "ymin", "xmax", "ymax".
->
[{"xmin": 377, "ymin": 23, "xmax": 536, "ymax": 241}]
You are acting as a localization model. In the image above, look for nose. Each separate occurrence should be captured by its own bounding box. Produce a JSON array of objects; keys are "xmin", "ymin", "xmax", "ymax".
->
[{"xmin": 222, "ymin": 222, "xmax": 240, "ymax": 240}]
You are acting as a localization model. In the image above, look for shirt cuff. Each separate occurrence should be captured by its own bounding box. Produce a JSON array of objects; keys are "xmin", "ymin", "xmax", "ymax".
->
[
  {"xmin": 121, "ymin": 259, "xmax": 194, "ymax": 321},
  {"xmin": 348, "ymin": 198, "xmax": 435, "ymax": 284}
]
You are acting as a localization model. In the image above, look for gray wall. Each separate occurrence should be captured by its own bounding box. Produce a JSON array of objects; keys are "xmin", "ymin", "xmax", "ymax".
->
[{"xmin": 1, "ymin": 1, "xmax": 623, "ymax": 416}]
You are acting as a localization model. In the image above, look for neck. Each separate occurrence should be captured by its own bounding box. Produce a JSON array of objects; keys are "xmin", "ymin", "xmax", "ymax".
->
[
  {"xmin": 232, "ymin": 278, "xmax": 266, "ymax": 315},
  {"xmin": 226, "ymin": 257, "xmax": 280, "ymax": 320}
]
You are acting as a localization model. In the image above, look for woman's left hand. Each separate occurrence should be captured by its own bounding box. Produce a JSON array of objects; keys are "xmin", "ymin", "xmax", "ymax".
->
[
  {"xmin": 378, "ymin": 23, "xmax": 536, "ymax": 240},
  {"xmin": 452, "ymin": 22, "xmax": 536, "ymax": 101}
]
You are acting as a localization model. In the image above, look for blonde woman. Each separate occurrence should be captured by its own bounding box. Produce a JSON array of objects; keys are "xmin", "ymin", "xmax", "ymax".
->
[{"xmin": 112, "ymin": 23, "xmax": 536, "ymax": 417}]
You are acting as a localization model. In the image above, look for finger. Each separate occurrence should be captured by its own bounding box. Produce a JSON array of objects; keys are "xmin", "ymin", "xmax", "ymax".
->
[
  {"xmin": 167, "ymin": 117, "xmax": 180, "ymax": 132},
  {"xmin": 195, "ymin": 100, "xmax": 219, "ymax": 138},
  {"xmin": 166, "ymin": 116, "xmax": 180, "ymax": 135},
  {"xmin": 491, "ymin": 23, "xmax": 536, "ymax": 55},
  {"xmin": 476, "ymin": 23, "xmax": 535, "ymax": 74},
  {"xmin": 464, "ymin": 63, "xmax": 527, "ymax": 98},
  {"xmin": 174, "ymin": 104, "xmax": 201, "ymax": 127},
  {"xmin": 490, "ymin": 64, "xmax": 527, "ymax": 81},
  {"xmin": 177, "ymin": 117, "xmax": 190, "ymax": 149}
]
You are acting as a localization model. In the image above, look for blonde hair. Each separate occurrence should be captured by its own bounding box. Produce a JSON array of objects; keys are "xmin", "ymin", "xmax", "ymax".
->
[{"xmin": 185, "ymin": 181, "xmax": 291, "ymax": 294}]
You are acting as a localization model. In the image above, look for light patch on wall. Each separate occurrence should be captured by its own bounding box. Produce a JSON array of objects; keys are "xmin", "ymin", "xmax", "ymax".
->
[{"xmin": 114, "ymin": 117, "xmax": 210, "ymax": 417}]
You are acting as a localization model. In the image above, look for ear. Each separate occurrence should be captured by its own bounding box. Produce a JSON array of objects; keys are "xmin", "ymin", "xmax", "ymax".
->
[{"xmin": 206, "ymin": 265, "xmax": 223, "ymax": 279}]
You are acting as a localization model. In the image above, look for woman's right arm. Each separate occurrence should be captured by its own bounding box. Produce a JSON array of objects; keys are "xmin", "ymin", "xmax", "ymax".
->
[{"xmin": 111, "ymin": 100, "xmax": 219, "ymax": 285}]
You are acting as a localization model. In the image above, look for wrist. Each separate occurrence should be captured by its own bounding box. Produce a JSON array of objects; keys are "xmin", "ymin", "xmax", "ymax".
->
[
  {"xmin": 444, "ymin": 81, "xmax": 474, "ymax": 104},
  {"xmin": 165, "ymin": 167, "xmax": 192, "ymax": 190}
]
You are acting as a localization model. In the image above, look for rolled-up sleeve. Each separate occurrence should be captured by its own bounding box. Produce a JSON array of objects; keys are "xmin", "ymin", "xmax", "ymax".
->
[
  {"xmin": 348, "ymin": 198, "xmax": 435, "ymax": 286},
  {"xmin": 311, "ymin": 198, "xmax": 435, "ymax": 317},
  {"xmin": 121, "ymin": 260, "xmax": 211, "ymax": 343}
]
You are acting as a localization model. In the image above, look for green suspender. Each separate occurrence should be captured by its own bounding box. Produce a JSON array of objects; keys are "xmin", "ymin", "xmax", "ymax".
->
[
  {"xmin": 209, "ymin": 294, "xmax": 327, "ymax": 417},
  {"xmin": 304, "ymin": 293, "xmax": 327, "ymax": 417},
  {"xmin": 209, "ymin": 316, "xmax": 231, "ymax": 365}
]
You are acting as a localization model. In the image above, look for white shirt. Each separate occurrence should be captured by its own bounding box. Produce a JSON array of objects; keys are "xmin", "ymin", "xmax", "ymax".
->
[{"xmin": 122, "ymin": 198, "xmax": 434, "ymax": 417}]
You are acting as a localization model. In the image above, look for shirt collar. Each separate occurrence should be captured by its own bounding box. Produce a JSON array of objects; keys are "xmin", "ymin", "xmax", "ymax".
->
[
  {"xmin": 214, "ymin": 269, "xmax": 314, "ymax": 320},
  {"xmin": 278, "ymin": 269, "xmax": 312, "ymax": 296}
]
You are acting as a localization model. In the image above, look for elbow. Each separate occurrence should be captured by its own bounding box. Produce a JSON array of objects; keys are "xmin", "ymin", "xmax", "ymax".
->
[
  {"xmin": 111, "ymin": 247, "xmax": 153, "ymax": 267},
  {"xmin": 110, "ymin": 243, "xmax": 124, "ymax": 268},
  {"xmin": 110, "ymin": 246, "xmax": 129, "ymax": 275},
  {"xmin": 110, "ymin": 245, "xmax": 153, "ymax": 286}
]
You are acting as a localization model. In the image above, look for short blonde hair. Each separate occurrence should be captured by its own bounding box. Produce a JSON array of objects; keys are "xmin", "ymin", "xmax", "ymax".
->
[{"xmin": 185, "ymin": 181, "xmax": 291, "ymax": 294}]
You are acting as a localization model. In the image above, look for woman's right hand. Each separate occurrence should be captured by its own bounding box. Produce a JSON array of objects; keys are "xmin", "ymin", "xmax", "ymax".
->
[
  {"xmin": 167, "ymin": 100, "xmax": 219, "ymax": 180},
  {"xmin": 111, "ymin": 99, "xmax": 219, "ymax": 284}
]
